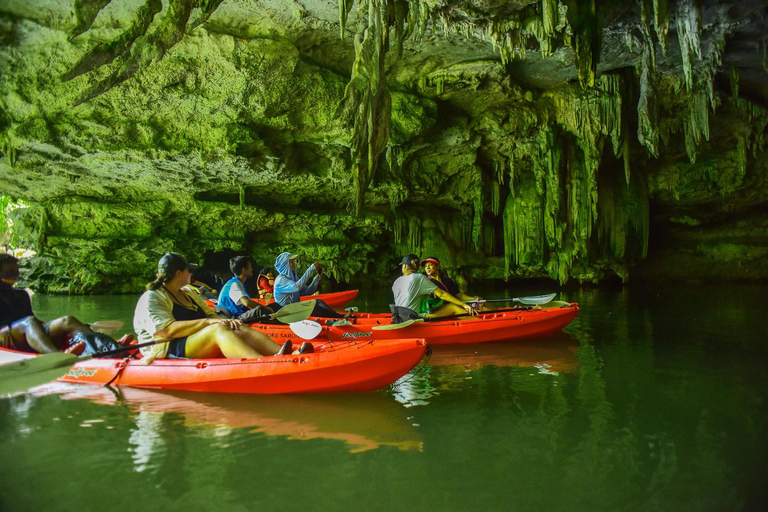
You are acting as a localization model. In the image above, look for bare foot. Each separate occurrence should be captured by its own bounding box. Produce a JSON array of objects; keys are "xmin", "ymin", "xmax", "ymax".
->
[{"xmin": 117, "ymin": 334, "xmax": 134, "ymax": 346}]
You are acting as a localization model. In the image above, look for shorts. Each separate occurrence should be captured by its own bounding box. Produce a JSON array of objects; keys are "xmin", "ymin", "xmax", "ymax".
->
[{"xmin": 167, "ymin": 337, "xmax": 187, "ymax": 358}]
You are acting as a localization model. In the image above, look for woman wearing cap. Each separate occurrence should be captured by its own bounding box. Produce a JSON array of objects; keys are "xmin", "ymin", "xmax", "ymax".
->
[
  {"xmin": 421, "ymin": 257, "xmax": 486, "ymax": 312},
  {"xmin": 273, "ymin": 252, "xmax": 344, "ymax": 318},
  {"xmin": 134, "ymin": 253, "xmax": 293, "ymax": 364}
]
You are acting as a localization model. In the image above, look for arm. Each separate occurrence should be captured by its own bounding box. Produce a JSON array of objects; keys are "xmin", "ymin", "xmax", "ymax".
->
[{"xmin": 433, "ymin": 288, "xmax": 478, "ymax": 316}]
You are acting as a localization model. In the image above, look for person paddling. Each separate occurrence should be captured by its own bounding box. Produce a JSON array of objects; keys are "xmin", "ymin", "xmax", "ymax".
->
[
  {"xmin": 133, "ymin": 253, "xmax": 312, "ymax": 364},
  {"xmin": 0, "ymin": 254, "xmax": 132, "ymax": 355},
  {"xmin": 391, "ymin": 254, "xmax": 478, "ymax": 322},
  {"xmin": 421, "ymin": 256, "xmax": 488, "ymax": 312},
  {"xmin": 273, "ymin": 252, "xmax": 344, "ymax": 318}
]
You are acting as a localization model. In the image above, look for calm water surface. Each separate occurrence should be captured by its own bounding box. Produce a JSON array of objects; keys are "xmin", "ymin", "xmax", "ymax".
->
[{"xmin": 1, "ymin": 283, "xmax": 766, "ymax": 511}]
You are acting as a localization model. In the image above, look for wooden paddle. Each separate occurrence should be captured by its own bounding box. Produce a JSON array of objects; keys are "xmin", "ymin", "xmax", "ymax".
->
[{"xmin": 0, "ymin": 300, "xmax": 318, "ymax": 396}]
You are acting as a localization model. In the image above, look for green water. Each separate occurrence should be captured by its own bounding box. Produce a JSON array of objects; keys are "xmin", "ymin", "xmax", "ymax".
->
[{"xmin": 1, "ymin": 284, "xmax": 767, "ymax": 511}]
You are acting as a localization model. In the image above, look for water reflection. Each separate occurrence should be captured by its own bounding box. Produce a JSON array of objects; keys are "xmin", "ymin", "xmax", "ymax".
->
[
  {"xmin": 390, "ymin": 333, "xmax": 578, "ymax": 407},
  {"xmin": 27, "ymin": 384, "xmax": 423, "ymax": 455}
]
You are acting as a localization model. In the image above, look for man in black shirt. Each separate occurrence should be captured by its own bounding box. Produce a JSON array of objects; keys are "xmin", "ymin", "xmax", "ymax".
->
[{"xmin": 0, "ymin": 254, "xmax": 130, "ymax": 353}]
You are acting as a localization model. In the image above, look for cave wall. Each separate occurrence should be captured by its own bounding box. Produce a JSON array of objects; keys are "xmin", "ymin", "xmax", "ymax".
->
[{"xmin": 1, "ymin": 0, "xmax": 767, "ymax": 292}]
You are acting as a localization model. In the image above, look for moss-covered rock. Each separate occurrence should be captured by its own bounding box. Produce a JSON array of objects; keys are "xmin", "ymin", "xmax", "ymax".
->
[{"xmin": 2, "ymin": 1, "xmax": 768, "ymax": 292}]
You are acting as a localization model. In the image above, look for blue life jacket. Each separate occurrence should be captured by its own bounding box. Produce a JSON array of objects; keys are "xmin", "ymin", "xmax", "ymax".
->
[{"xmin": 218, "ymin": 277, "xmax": 249, "ymax": 317}]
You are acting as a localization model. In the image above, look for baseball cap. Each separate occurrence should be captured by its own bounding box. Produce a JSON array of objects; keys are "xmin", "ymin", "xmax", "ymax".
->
[
  {"xmin": 158, "ymin": 253, "xmax": 201, "ymax": 276},
  {"xmin": 399, "ymin": 254, "xmax": 420, "ymax": 266}
]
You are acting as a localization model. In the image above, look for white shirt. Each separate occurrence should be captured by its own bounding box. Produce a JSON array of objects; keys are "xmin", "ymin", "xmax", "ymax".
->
[
  {"xmin": 228, "ymin": 279, "xmax": 248, "ymax": 305},
  {"xmin": 133, "ymin": 288, "xmax": 217, "ymax": 364},
  {"xmin": 392, "ymin": 273, "xmax": 437, "ymax": 313}
]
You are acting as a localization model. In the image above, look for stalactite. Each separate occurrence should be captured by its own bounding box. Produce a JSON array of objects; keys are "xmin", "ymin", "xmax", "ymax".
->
[
  {"xmin": 490, "ymin": 180, "xmax": 500, "ymax": 216},
  {"xmin": 676, "ymin": 0, "xmax": 702, "ymax": 92},
  {"xmin": 637, "ymin": 4, "xmax": 659, "ymax": 157},
  {"xmin": 408, "ymin": 216, "xmax": 421, "ymax": 250},
  {"xmin": 730, "ymin": 66, "xmax": 739, "ymax": 99},
  {"xmin": 238, "ymin": 185, "xmax": 245, "ymax": 209},
  {"xmin": 471, "ymin": 168, "xmax": 483, "ymax": 250},
  {"xmin": 339, "ymin": 0, "xmax": 355, "ymax": 38},
  {"xmin": 653, "ymin": 0, "xmax": 669, "ymax": 55},
  {"xmin": 64, "ymin": 0, "xmax": 163, "ymax": 82},
  {"xmin": 550, "ymin": 74, "xmax": 622, "ymax": 157},
  {"xmin": 338, "ymin": 0, "xmax": 412, "ymax": 215},
  {"xmin": 562, "ymin": 0, "xmax": 601, "ymax": 89},
  {"xmin": 70, "ymin": 0, "xmax": 113, "ymax": 39},
  {"xmin": 73, "ymin": 0, "xmax": 200, "ymax": 105}
]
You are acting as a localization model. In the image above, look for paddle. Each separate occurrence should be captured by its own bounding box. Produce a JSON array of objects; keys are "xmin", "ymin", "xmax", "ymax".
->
[
  {"xmin": 0, "ymin": 301, "xmax": 318, "ymax": 396},
  {"xmin": 465, "ymin": 293, "xmax": 557, "ymax": 306},
  {"xmin": 272, "ymin": 299, "xmax": 316, "ymax": 323},
  {"xmin": 89, "ymin": 320, "xmax": 124, "ymax": 335},
  {"xmin": 372, "ymin": 319, "xmax": 424, "ymax": 330},
  {"xmin": 289, "ymin": 320, "xmax": 323, "ymax": 340}
]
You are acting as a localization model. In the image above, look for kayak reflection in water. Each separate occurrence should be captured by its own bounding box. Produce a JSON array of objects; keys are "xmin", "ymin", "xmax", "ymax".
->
[
  {"xmin": 133, "ymin": 252, "xmax": 294, "ymax": 364},
  {"xmin": 0, "ymin": 253, "xmax": 133, "ymax": 355}
]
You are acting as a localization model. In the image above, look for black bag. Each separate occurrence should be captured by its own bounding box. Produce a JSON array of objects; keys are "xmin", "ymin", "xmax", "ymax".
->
[
  {"xmin": 69, "ymin": 332, "xmax": 122, "ymax": 356},
  {"xmin": 390, "ymin": 304, "xmax": 421, "ymax": 324}
]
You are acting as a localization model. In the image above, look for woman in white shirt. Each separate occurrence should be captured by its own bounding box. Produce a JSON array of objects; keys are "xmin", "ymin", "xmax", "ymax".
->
[{"xmin": 134, "ymin": 253, "xmax": 290, "ymax": 364}]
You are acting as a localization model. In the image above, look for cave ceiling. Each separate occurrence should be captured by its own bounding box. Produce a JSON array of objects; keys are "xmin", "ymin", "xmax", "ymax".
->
[{"xmin": 1, "ymin": 0, "xmax": 768, "ymax": 290}]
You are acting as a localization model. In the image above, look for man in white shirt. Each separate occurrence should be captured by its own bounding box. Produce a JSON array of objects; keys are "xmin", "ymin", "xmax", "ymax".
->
[{"xmin": 392, "ymin": 254, "xmax": 478, "ymax": 320}]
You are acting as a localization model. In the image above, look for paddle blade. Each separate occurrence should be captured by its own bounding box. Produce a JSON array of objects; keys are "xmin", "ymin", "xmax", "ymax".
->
[
  {"xmin": 271, "ymin": 300, "xmax": 316, "ymax": 324},
  {"xmin": 371, "ymin": 319, "xmax": 424, "ymax": 331},
  {"xmin": 0, "ymin": 352, "xmax": 81, "ymax": 396},
  {"xmin": 289, "ymin": 320, "xmax": 323, "ymax": 340},
  {"xmin": 514, "ymin": 293, "xmax": 557, "ymax": 305},
  {"xmin": 89, "ymin": 320, "xmax": 124, "ymax": 335}
]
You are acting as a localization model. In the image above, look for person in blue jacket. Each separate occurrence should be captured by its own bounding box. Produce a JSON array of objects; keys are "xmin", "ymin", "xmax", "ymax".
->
[{"xmin": 273, "ymin": 252, "xmax": 343, "ymax": 318}]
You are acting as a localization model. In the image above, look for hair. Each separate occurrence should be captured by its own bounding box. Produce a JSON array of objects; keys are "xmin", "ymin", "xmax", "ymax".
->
[
  {"xmin": 0, "ymin": 253, "xmax": 19, "ymax": 269},
  {"xmin": 147, "ymin": 272, "xmax": 173, "ymax": 291},
  {"xmin": 230, "ymin": 255, "xmax": 251, "ymax": 276}
]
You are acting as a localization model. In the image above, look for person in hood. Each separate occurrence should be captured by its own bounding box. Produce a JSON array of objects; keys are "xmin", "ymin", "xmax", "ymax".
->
[{"xmin": 273, "ymin": 252, "xmax": 344, "ymax": 318}]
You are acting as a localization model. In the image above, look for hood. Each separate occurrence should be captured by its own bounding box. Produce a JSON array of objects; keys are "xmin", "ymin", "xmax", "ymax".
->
[{"xmin": 275, "ymin": 252, "xmax": 297, "ymax": 281}]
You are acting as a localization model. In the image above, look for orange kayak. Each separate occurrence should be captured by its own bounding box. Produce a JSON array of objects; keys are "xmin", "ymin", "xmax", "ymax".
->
[
  {"xmin": 1, "ymin": 338, "xmax": 428, "ymax": 394},
  {"xmin": 205, "ymin": 289, "xmax": 359, "ymax": 311},
  {"xmin": 257, "ymin": 289, "xmax": 359, "ymax": 309},
  {"xmin": 250, "ymin": 304, "xmax": 580, "ymax": 345}
]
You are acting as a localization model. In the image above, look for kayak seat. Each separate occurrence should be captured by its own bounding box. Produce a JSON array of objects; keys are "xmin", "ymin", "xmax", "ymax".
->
[{"xmin": 390, "ymin": 305, "xmax": 421, "ymax": 324}]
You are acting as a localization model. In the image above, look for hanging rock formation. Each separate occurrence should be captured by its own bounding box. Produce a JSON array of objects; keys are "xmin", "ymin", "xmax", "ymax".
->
[{"xmin": 1, "ymin": 0, "xmax": 767, "ymax": 292}]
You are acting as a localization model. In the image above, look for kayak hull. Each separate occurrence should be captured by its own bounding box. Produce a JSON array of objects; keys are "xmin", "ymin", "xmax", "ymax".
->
[
  {"xmin": 258, "ymin": 289, "xmax": 359, "ymax": 309},
  {"xmin": 2, "ymin": 339, "xmax": 427, "ymax": 394},
  {"xmin": 251, "ymin": 304, "xmax": 580, "ymax": 345}
]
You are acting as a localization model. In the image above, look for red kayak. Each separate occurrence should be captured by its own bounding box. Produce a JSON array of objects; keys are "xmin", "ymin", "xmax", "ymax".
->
[
  {"xmin": 206, "ymin": 289, "xmax": 359, "ymax": 311},
  {"xmin": 0, "ymin": 338, "xmax": 428, "ymax": 394},
  {"xmin": 259, "ymin": 289, "xmax": 358, "ymax": 309},
  {"xmin": 250, "ymin": 304, "xmax": 580, "ymax": 345}
]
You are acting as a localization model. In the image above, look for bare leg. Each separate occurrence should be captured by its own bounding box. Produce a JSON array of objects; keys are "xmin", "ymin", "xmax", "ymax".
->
[
  {"xmin": 9, "ymin": 316, "xmax": 59, "ymax": 353},
  {"xmin": 235, "ymin": 325, "xmax": 283, "ymax": 355},
  {"xmin": 46, "ymin": 315, "xmax": 92, "ymax": 348},
  {"xmin": 424, "ymin": 303, "xmax": 473, "ymax": 320},
  {"xmin": 184, "ymin": 323, "xmax": 263, "ymax": 359}
]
